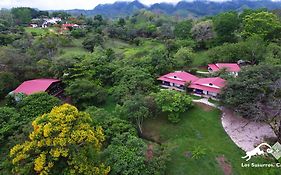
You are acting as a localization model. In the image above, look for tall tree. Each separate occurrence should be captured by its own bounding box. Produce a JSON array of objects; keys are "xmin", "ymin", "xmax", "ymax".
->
[
  {"xmin": 103, "ymin": 134, "xmax": 147, "ymax": 175},
  {"xmin": 11, "ymin": 7, "xmax": 34, "ymax": 25},
  {"xmin": 242, "ymin": 11, "xmax": 281, "ymax": 41},
  {"xmin": 17, "ymin": 92, "xmax": 61, "ymax": 122},
  {"xmin": 152, "ymin": 90, "xmax": 193, "ymax": 123},
  {"xmin": 264, "ymin": 43, "xmax": 281, "ymax": 65},
  {"xmin": 116, "ymin": 95, "xmax": 152, "ymax": 133},
  {"xmin": 0, "ymin": 107, "xmax": 20, "ymax": 143},
  {"xmin": 213, "ymin": 11, "xmax": 240, "ymax": 43},
  {"xmin": 82, "ymin": 34, "xmax": 104, "ymax": 52},
  {"xmin": 220, "ymin": 65, "xmax": 281, "ymax": 141},
  {"xmin": 191, "ymin": 20, "xmax": 214, "ymax": 42},
  {"xmin": 174, "ymin": 47, "xmax": 194, "ymax": 68},
  {"xmin": 111, "ymin": 67, "xmax": 156, "ymax": 102},
  {"xmin": 10, "ymin": 104, "xmax": 110, "ymax": 175},
  {"xmin": 0, "ymin": 72, "xmax": 18, "ymax": 98},
  {"xmin": 174, "ymin": 20, "xmax": 192, "ymax": 39},
  {"xmin": 191, "ymin": 20, "xmax": 215, "ymax": 48},
  {"xmin": 65, "ymin": 79, "xmax": 107, "ymax": 109}
]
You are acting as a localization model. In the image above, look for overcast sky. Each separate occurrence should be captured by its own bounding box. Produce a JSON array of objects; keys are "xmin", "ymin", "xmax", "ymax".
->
[{"xmin": 0, "ymin": 0, "xmax": 228, "ymax": 10}]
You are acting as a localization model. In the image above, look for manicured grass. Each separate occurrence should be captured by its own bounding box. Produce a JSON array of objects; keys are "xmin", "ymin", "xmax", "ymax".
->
[{"xmin": 142, "ymin": 104, "xmax": 278, "ymax": 175}]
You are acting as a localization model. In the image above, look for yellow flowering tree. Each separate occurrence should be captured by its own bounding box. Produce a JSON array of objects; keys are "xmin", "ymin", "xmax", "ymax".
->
[{"xmin": 10, "ymin": 104, "xmax": 110, "ymax": 175}]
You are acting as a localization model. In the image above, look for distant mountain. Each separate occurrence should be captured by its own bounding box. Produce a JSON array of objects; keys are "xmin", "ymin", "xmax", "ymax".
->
[{"xmin": 63, "ymin": 0, "xmax": 281, "ymax": 18}]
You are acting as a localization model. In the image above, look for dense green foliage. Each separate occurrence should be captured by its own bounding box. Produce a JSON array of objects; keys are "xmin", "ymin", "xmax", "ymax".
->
[
  {"xmin": 221, "ymin": 65, "xmax": 281, "ymax": 141},
  {"xmin": 64, "ymin": 0, "xmax": 281, "ymax": 18},
  {"xmin": 213, "ymin": 11, "xmax": 240, "ymax": 44},
  {"xmin": 0, "ymin": 72, "xmax": 18, "ymax": 98},
  {"xmin": 16, "ymin": 93, "xmax": 61, "ymax": 121},
  {"xmin": 1, "ymin": 6, "xmax": 281, "ymax": 175},
  {"xmin": 65, "ymin": 79, "xmax": 107, "ymax": 109},
  {"xmin": 0, "ymin": 107, "xmax": 20, "ymax": 143},
  {"xmin": 242, "ymin": 11, "xmax": 281, "ymax": 40},
  {"xmin": 153, "ymin": 90, "xmax": 193, "ymax": 123},
  {"xmin": 10, "ymin": 104, "xmax": 110, "ymax": 175}
]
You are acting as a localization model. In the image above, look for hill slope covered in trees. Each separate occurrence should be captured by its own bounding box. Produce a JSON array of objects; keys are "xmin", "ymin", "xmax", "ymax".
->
[{"xmin": 63, "ymin": 0, "xmax": 281, "ymax": 18}]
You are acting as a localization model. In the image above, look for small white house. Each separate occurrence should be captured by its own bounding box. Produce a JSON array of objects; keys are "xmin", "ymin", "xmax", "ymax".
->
[
  {"xmin": 42, "ymin": 17, "xmax": 62, "ymax": 28},
  {"xmin": 208, "ymin": 63, "xmax": 240, "ymax": 77},
  {"xmin": 30, "ymin": 24, "xmax": 38, "ymax": 28}
]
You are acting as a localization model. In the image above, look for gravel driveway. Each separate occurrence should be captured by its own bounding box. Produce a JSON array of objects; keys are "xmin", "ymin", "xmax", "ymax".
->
[
  {"xmin": 193, "ymin": 98, "xmax": 277, "ymax": 152},
  {"xmin": 221, "ymin": 108, "xmax": 276, "ymax": 152}
]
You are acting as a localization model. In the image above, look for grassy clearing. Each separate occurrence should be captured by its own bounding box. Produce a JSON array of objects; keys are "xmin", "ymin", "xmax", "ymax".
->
[
  {"xmin": 115, "ymin": 39, "xmax": 164, "ymax": 59},
  {"xmin": 142, "ymin": 104, "xmax": 278, "ymax": 175},
  {"xmin": 60, "ymin": 47, "xmax": 88, "ymax": 56},
  {"xmin": 60, "ymin": 38, "xmax": 88, "ymax": 56},
  {"xmin": 25, "ymin": 27, "xmax": 52, "ymax": 35},
  {"xmin": 104, "ymin": 39, "xmax": 132, "ymax": 53}
]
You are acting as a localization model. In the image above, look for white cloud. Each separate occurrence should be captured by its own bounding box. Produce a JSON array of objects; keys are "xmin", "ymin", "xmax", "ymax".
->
[
  {"xmin": 0, "ymin": 0, "xmax": 235, "ymax": 10},
  {"xmin": 0, "ymin": 0, "xmax": 132, "ymax": 10}
]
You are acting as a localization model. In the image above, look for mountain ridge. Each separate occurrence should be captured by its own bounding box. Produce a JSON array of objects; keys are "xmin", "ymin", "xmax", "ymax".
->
[{"xmin": 61, "ymin": 0, "xmax": 281, "ymax": 18}]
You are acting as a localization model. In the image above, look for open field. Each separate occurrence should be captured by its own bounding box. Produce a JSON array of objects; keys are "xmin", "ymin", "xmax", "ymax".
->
[{"xmin": 25, "ymin": 27, "xmax": 52, "ymax": 35}]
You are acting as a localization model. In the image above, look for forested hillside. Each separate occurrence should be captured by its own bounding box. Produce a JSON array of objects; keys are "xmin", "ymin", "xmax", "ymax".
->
[
  {"xmin": 0, "ymin": 6, "xmax": 281, "ymax": 175},
  {"xmin": 63, "ymin": 0, "xmax": 281, "ymax": 18}
]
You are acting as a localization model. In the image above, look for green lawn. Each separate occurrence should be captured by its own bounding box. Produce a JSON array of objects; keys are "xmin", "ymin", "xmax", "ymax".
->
[
  {"xmin": 60, "ymin": 38, "xmax": 88, "ymax": 56},
  {"xmin": 110, "ymin": 39, "xmax": 164, "ymax": 60},
  {"xmin": 142, "ymin": 104, "xmax": 278, "ymax": 175}
]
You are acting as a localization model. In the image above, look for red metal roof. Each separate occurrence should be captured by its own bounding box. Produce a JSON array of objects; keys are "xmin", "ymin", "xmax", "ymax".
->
[
  {"xmin": 208, "ymin": 64, "xmax": 220, "ymax": 71},
  {"xmin": 158, "ymin": 71, "xmax": 226, "ymax": 93},
  {"xmin": 157, "ymin": 71, "xmax": 199, "ymax": 85},
  {"xmin": 208, "ymin": 63, "xmax": 240, "ymax": 72},
  {"xmin": 62, "ymin": 24, "xmax": 78, "ymax": 27},
  {"xmin": 189, "ymin": 77, "xmax": 226, "ymax": 93},
  {"xmin": 13, "ymin": 79, "xmax": 60, "ymax": 95},
  {"xmin": 189, "ymin": 84, "xmax": 221, "ymax": 93},
  {"xmin": 192, "ymin": 77, "xmax": 226, "ymax": 88}
]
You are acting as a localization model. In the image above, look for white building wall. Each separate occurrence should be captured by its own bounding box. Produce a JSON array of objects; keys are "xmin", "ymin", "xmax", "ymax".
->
[{"xmin": 208, "ymin": 92, "xmax": 218, "ymax": 97}]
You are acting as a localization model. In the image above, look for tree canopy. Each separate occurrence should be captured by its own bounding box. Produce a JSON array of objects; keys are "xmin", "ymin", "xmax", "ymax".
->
[
  {"xmin": 152, "ymin": 90, "xmax": 193, "ymax": 123},
  {"xmin": 221, "ymin": 65, "xmax": 281, "ymax": 140},
  {"xmin": 242, "ymin": 11, "xmax": 281, "ymax": 41},
  {"xmin": 10, "ymin": 104, "xmax": 110, "ymax": 175}
]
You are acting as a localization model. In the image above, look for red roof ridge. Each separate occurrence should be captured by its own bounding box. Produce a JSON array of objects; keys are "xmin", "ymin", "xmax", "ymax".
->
[
  {"xmin": 208, "ymin": 63, "xmax": 240, "ymax": 72},
  {"xmin": 13, "ymin": 78, "xmax": 61, "ymax": 95}
]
